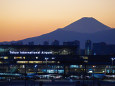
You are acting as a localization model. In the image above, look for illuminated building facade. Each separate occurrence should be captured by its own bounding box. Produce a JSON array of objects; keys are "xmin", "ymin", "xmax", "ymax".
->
[
  {"xmin": 0, "ymin": 45, "xmax": 79, "ymax": 75},
  {"xmin": 85, "ymin": 40, "xmax": 92, "ymax": 55},
  {"xmin": 0, "ymin": 45, "xmax": 115, "ymax": 79}
]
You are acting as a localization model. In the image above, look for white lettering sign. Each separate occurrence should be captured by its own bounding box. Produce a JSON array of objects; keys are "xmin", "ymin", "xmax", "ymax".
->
[{"xmin": 9, "ymin": 51, "xmax": 52, "ymax": 55}]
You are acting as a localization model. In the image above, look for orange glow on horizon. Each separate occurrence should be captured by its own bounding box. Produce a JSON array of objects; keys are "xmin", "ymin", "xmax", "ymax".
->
[{"xmin": 0, "ymin": 0, "xmax": 115, "ymax": 42}]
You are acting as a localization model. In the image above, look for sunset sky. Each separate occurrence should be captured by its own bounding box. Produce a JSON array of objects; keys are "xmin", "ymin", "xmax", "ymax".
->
[{"xmin": 0, "ymin": 0, "xmax": 115, "ymax": 42}]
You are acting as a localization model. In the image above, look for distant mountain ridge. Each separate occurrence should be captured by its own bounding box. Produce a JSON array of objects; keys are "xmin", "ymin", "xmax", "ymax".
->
[
  {"xmin": 63, "ymin": 17, "xmax": 111, "ymax": 33},
  {"xmin": 0, "ymin": 17, "xmax": 115, "ymax": 48}
]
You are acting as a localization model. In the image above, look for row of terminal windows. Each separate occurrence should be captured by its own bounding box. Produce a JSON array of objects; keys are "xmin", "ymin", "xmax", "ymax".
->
[
  {"xmin": 0, "ymin": 56, "xmax": 8, "ymax": 59},
  {"xmin": 0, "ymin": 56, "xmax": 51, "ymax": 60},
  {"xmin": 0, "ymin": 56, "xmax": 88, "ymax": 60},
  {"xmin": 14, "ymin": 57, "xmax": 25, "ymax": 59},
  {"xmin": 0, "ymin": 61, "xmax": 56, "ymax": 64},
  {"xmin": 17, "ymin": 61, "xmax": 56, "ymax": 64}
]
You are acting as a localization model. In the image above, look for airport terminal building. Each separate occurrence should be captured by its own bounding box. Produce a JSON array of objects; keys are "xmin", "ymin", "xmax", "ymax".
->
[{"xmin": 0, "ymin": 45, "xmax": 115, "ymax": 79}]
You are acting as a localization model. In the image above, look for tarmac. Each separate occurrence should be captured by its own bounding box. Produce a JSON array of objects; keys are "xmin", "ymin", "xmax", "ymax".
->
[{"xmin": 0, "ymin": 79, "xmax": 115, "ymax": 86}]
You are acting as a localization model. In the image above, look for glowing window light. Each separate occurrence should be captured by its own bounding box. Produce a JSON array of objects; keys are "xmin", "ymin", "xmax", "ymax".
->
[
  {"xmin": 29, "ymin": 61, "xmax": 42, "ymax": 64},
  {"xmin": 0, "ymin": 56, "xmax": 8, "ymax": 59},
  {"xmin": 4, "ymin": 56, "xmax": 8, "ymax": 59},
  {"xmin": 17, "ymin": 61, "xmax": 28, "ymax": 63},
  {"xmin": 0, "ymin": 61, "xmax": 3, "ymax": 63},
  {"xmin": 22, "ymin": 65, "xmax": 25, "ymax": 68},
  {"xmin": 93, "ymin": 66, "xmax": 96, "ymax": 68},
  {"xmin": 89, "ymin": 70, "xmax": 93, "ymax": 73},
  {"xmin": 43, "ymin": 61, "xmax": 55, "ymax": 63}
]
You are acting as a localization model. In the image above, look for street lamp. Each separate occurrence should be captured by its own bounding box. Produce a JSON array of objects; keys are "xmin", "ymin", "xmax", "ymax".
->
[
  {"xmin": 34, "ymin": 64, "xmax": 38, "ymax": 83},
  {"xmin": 92, "ymin": 65, "xmax": 96, "ymax": 86},
  {"xmin": 111, "ymin": 57, "xmax": 115, "ymax": 65},
  {"xmin": 34, "ymin": 65, "xmax": 38, "ymax": 68},
  {"xmin": 111, "ymin": 57, "xmax": 115, "ymax": 74},
  {"xmin": 45, "ymin": 57, "xmax": 49, "ymax": 73},
  {"xmin": 34, "ymin": 65, "xmax": 38, "ymax": 74}
]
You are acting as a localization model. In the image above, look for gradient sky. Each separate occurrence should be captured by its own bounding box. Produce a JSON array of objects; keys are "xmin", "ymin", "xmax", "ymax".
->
[{"xmin": 0, "ymin": 0, "xmax": 115, "ymax": 42}]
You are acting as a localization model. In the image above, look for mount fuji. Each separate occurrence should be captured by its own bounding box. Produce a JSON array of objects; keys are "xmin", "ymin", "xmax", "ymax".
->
[
  {"xmin": 0, "ymin": 17, "xmax": 115, "ymax": 48},
  {"xmin": 63, "ymin": 17, "xmax": 111, "ymax": 33}
]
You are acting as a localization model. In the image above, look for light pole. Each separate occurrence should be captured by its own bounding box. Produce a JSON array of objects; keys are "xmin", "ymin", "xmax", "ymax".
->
[
  {"xmin": 34, "ymin": 65, "xmax": 38, "ymax": 74},
  {"xmin": 111, "ymin": 57, "xmax": 115, "ymax": 74},
  {"xmin": 25, "ymin": 64, "xmax": 26, "ymax": 86},
  {"xmin": 111, "ymin": 58, "xmax": 115, "ymax": 65},
  {"xmin": 34, "ymin": 65, "xmax": 38, "ymax": 86},
  {"xmin": 45, "ymin": 57, "xmax": 49, "ymax": 73},
  {"xmin": 92, "ymin": 66, "xmax": 95, "ymax": 86}
]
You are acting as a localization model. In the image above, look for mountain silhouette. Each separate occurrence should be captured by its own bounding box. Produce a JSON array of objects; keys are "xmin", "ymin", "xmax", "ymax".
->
[
  {"xmin": 21, "ymin": 29, "xmax": 115, "ymax": 48},
  {"xmin": 0, "ymin": 17, "xmax": 115, "ymax": 48},
  {"xmin": 63, "ymin": 17, "xmax": 111, "ymax": 33}
]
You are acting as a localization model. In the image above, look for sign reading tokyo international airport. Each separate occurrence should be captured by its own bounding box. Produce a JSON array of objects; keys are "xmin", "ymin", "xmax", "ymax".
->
[{"xmin": 9, "ymin": 51, "xmax": 53, "ymax": 55}]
